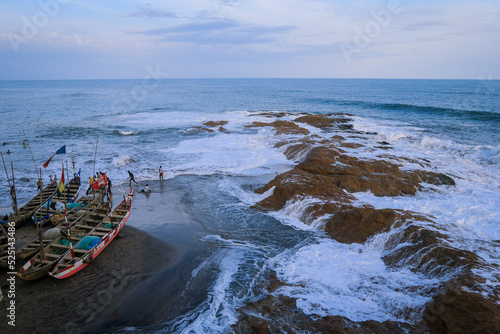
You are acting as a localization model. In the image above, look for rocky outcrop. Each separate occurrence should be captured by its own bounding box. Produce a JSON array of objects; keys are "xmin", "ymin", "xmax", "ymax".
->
[
  {"xmin": 255, "ymin": 146, "xmax": 455, "ymax": 223},
  {"xmin": 233, "ymin": 272, "xmax": 427, "ymax": 334},
  {"xmin": 246, "ymin": 120, "xmax": 310, "ymax": 136},
  {"xmin": 202, "ymin": 120, "xmax": 228, "ymax": 127},
  {"xmin": 244, "ymin": 113, "xmax": 499, "ymax": 334},
  {"xmin": 424, "ymin": 275, "xmax": 500, "ymax": 334}
]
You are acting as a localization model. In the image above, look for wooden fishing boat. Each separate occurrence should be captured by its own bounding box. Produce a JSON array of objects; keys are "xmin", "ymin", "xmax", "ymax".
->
[
  {"xmin": 6, "ymin": 182, "xmax": 57, "ymax": 228},
  {"xmin": 49, "ymin": 189, "xmax": 133, "ymax": 279},
  {"xmin": 16, "ymin": 200, "xmax": 111, "ymax": 281},
  {"xmin": 0, "ymin": 224, "xmax": 9, "ymax": 269},
  {"xmin": 15, "ymin": 197, "xmax": 103, "ymax": 261},
  {"xmin": 32, "ymin": 177, "xmax": 83, "ymax": 226}
]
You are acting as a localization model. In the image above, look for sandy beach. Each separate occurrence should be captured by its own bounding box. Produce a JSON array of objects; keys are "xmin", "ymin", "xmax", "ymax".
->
[
  {"xmin": 0, "ymin": 181, "xmax": 209, "ymax": 334},
  {"xmin": 0, "ymin": 224, "xmax": 179, "ymax": 334}
]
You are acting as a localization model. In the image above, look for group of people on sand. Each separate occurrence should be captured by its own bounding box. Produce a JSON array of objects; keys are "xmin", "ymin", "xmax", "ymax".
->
[
  {"xmin": 128, "ymin": 166, "xmax": 164, "ymax": 194},
  {"xmin": 86, "ymin": 171, "xmax": 111, "ymax": 200},
  {"xmin": 81, "ymin": 166, "xmax": 165, "ymax": 196}
]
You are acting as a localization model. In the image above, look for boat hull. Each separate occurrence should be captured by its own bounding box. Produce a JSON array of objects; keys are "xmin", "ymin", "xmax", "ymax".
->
[{"xmin": 49, "ymin": 189, "xmax": 133, "ymax": 279}]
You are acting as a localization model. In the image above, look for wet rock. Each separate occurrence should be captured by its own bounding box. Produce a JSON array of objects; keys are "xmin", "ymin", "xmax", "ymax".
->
[
  {"xmin": 255, "ymin": 168, "xmax": 355, "ymax": 212},
  {"xmin": 339, "ymin": 124, "xmax": 354, "ymax": 130},
  {"xmin": 203, "ymin": 120, "xmax": 228, "ymax": 127},
  {"xmin": 255, "ymin": 145, "xmax": 456, "ymax": 243},
  {"xmin": 251, "ymin": 111, "xmax": 288, "ymax": 118},
  {"xmin": 424, "ymin": 278, "xmax": 500, "ymax": 334},
  {"xmin": 234, "ymin": 290, "xmax": 427, "ymax": 334},
  {"xmin": 324, "ymin": 206, "xmax": 399, "ymax": 244},
  {"xmin": 188, "ymin": 126, "xmax": 214, "ymax": 133},
  {"xmin": 246, "ymin": 120, "xmax": 310, "ymax": 136},
  {"xmin": 382, "ymin": 224, "xmax": 481, "ymax": 277},
  {"xmin": 294, "ymin": 114, "xmax": 336, "ymax": 128},
  {"xmin": 417, "ymin": 172, "xmax": 456, "ymax": 186}
]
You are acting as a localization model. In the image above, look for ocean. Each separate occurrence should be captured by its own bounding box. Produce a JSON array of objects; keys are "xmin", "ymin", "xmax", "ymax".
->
[{"xmin": 1, "ymin": 79, "xmax": 499, "ymax": 332}]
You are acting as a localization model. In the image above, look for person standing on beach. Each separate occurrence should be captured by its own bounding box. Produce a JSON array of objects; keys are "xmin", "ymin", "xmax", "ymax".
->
[
  {"xmin": 106, "ymin": 176, "xmax": 112, "ymax": 200},
  {"xmin": 128, "ymin": 171, "xmax": 138, "ymax": 186},
  {"xmin": 159, "ymin": 166, "xmax": 164, "ymax": 181},
  {"xmin": 86, "ymin": 175, "xmax": 94, "ymax": 195}
]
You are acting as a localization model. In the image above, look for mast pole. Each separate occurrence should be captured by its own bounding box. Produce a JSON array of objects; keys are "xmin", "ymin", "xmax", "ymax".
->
[
  {"xmin": 22, "ymin": 130, "xmax": 40, "ymax": 180},
  {"xmin": 1, "ymin": 153, "xmax": 12, "ymax": 189},
  {"xmin": 10, "ymin": 161, "xmax": 19, "ymax": 215},
  {"xmin": 64, "ymin": 202, "xmax": 75, "ymax": 259},
  {"xmin": 93, "ymin": 140, "xmax": 98, "ymax": 176},
  {"xmin": 1, "ymin": 153, "xmax": 17, "ymax": 214}
]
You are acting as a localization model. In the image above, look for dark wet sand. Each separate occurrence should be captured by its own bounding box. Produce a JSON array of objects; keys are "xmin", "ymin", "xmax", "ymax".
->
[
  {"xmin": 0, "ymin": 181, "xmax": 208, "ymax": 334},
  {"xmin": 0, "ymin": 225, "xmax": 180, "ymax": 334}
]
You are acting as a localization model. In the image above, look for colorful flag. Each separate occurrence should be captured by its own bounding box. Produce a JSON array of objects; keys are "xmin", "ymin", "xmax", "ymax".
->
[
  {"xmin": 92, "ymin": 172, "xmax": 107, "ymax": 189},
  {"xmin": 57, "ymin": 163, "xmax": 65, "ymax": 197},
  {"xmin": 43, "ymin": 145, "xmax": 66, "ymax": 168}
]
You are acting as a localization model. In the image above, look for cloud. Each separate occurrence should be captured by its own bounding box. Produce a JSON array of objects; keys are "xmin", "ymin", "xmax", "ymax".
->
[
  {"xmin": 125, "ymin": 20, "xmax": 296, "ymax": 46},
  {"xmin": 125, "ymin": 3, "xmax": 178, "ymax": 18},
  {"xmin": 127, "ymin": 21, "xmax": 238, "ymax": 35}
]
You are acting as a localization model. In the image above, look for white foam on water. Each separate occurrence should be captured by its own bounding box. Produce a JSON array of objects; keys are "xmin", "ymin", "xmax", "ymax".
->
[
  {"xmin": 217, "ymin": 178, "xmax": 277, "ymax": 206},
  {"xmin": 269, "ymin": 237, "xmax": 441, "ymax": 323},
  {"xmin": 167, "ymin": 129, "xmax": 290, "ymax": 177},
  {"xmin": 347, "ymin": 116, "xmax": 500, "ymax": 291},
  {"xmin": 169, "ymin": 248, "xmax": 256, "ymax": 334},
  {"xmin": 270, "ymin": 196, "xmax": 333, "ymax": 231},
  {"xmin": 112, "ymin": 154, "xmax": 133, "ymax": 167},
  {"xmin": 118, "ymin": 130, "xmax": 137, "ymax": 136}
]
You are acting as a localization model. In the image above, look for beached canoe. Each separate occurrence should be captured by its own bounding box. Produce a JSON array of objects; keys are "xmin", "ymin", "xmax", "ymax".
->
[
  {"xmin": 16, "ymin": 200, "xmax": 111, "ymax": 281},
  {"xmin": 32, "ymin": 177, "xmax": 83, "ymax": 226},
  {"xmin": 0, "ymin": 223, "xmax": 9, "ymax": 269},
  {"xmin": 49, "ymin": 189, "xmax": 133, "ymax": 279},
  {"xmin": 15, "ymin": 197, "xmax": 105, "ymax": 261},
  {"xmin": 6, "ymin": 182, "xmax": 58, "ymax": 228}
]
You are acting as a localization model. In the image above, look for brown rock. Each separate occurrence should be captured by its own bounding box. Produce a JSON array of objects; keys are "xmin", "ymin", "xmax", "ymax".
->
[
  {"xmin": 324, "ymin": 206, "xmax": 399, "ymax": 244},
  {"xmin": 424, "ymin": 281, "xmax": 500, "ymax": 334},
  {"xmin": 233, "ymin": 288, "xmax": 426, "ymax": 334},
  {"xmin": 382, "ymin": 224, "xmax": 481, "ymax": 277},
  {"xmin": 255, "ymin": 168, "xmax": 355, "ymax": 211},
  {"xmin": 189, "ymin": 126, "xmax": 214, "ymax": 133},
  {"xmin": 203, "ymin": 120, "xmax": 228, "ymax": 127},
  {"xmin": 254, "ymin": 145, "xmax": 456, "ymax": 244},
  {"xmin": 294, "ymin": 114, "xmax": 336, "ymax": 128},
  {"xmin": 246, "ymin": 120, "xmax": 310, "ymax": 135}
]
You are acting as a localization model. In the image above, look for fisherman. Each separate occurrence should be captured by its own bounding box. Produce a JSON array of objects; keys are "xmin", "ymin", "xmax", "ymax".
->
[
  {"xmin": 106, "ymin": 176, "xmax": 112, "ymax": 199},
  {"xmin": 127, "ymin": 171, "xmax": 138, "ymax": 186},
  {"xmin": 86, "ymin": 175, "xmax": 94, "ymax": 195},
  {"xmin": 37, "ymin": 178, "xmax": 43, "ymax": 191},
  {"xmin": 141, "ymin": 184, "xmax": 151, "ymax": 193}
]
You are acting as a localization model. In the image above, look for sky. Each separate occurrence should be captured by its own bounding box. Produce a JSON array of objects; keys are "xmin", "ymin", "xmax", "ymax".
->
[{"xmin": 0, "ymin": 0, "xmax": 499, "ymax": 80}]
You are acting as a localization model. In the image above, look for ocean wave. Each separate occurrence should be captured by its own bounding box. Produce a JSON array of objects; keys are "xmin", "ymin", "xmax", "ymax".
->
[
  {"xmin": 305, "ymin": 98, "xmax": 500, "ymax": 121},
  {"xmin": 112, "ymin": 154, "xmax": 133, "ymax": 167},
  {"xmin": 117, "ymin": 130, "xmax": 137, "ymax": 136}
]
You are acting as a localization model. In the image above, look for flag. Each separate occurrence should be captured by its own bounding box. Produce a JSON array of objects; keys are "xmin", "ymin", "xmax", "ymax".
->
[
  {"xmin": 92, "ymin": 172, "xmax": 107, "ymax": 189},
  {"xmin": 43, "ymin": 145, "xmax": 66, "ymax": 168},
  {"xmin": 57, "ymin": 163, "xmax": 65, "ymax": 197},
  {"xmin": 99, "ymin": 173, "xmax": 108, "ymax": 187}
]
